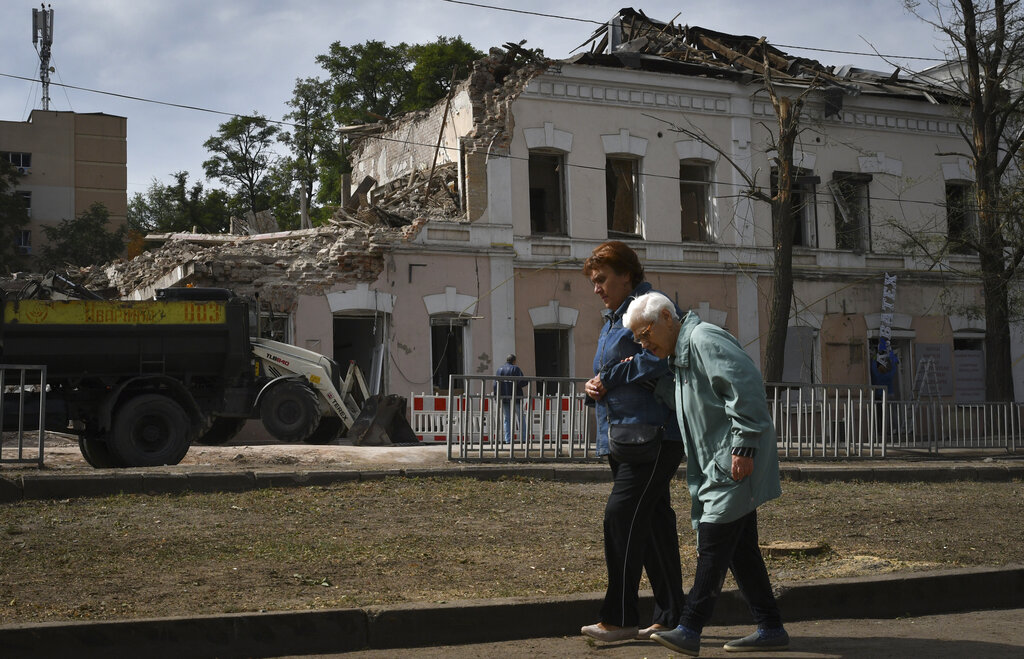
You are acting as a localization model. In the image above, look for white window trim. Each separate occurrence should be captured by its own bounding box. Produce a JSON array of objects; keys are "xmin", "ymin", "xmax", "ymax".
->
[{"xmin": 524, "ymin": 122, "xmax": 574, "ymax": 152}]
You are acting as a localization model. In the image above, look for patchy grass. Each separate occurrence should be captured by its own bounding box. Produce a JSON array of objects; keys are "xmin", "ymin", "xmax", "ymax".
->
[{"xmin": 1, "ymin": 477, "xmax": 1022, "ymax": 624}]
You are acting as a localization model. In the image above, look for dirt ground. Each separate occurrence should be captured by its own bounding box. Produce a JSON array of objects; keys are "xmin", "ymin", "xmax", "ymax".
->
[{"xmin": 1, "ymin": 432, "xmax": 1023, "ymax": 627}]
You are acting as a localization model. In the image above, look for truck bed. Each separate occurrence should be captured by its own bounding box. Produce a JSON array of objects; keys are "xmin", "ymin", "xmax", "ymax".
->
[{"xmin": 0, "ymin": 298, "xmax": 252, "ymax": 381}]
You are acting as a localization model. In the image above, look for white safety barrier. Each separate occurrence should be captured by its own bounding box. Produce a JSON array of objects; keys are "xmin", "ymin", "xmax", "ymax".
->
[{"xmin": 410, "ymin": 374, "xmax": 595, "ymax": 460}]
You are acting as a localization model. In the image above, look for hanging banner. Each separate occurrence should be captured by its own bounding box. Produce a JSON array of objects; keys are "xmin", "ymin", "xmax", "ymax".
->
[{"xmin": 876, "ymin": 272, "xmax": 897, "ymax": 367}]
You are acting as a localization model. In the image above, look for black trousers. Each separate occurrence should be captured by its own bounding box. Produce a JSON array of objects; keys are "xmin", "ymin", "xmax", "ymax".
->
[
  {"xmin": 680, "ymin": 509, "xmax": 783, "ymax": 633},
  {"xmin": 600, "ymin": 439, "xmax": 685, "ymax": 628}
]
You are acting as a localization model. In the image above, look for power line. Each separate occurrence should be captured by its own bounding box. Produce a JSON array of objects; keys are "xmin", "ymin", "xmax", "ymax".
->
[
  {"xmin": 0, "ymin": 71, "xmax": 282, "ymax": 125},
  {"xmin": 440, "ymin": 0, "xmax": 947, "ymax": 62},
  {"xmin": 0, "ymin": 71, "xmax": 980, "ymax": 214}
]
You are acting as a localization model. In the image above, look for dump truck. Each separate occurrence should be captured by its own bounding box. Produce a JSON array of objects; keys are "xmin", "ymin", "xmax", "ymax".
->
[{"xmin": 0, "ymin": 282, "xmax": 371, "ymax": 468}]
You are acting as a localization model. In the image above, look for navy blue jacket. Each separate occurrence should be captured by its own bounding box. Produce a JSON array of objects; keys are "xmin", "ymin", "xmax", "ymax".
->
[
  {"xmin": 495, "ymin": 362, "xmax": 525, "ymax": 398},
  {"xmin": 592, "ymin": 282, "xmax": 683, "ymax": 456}
]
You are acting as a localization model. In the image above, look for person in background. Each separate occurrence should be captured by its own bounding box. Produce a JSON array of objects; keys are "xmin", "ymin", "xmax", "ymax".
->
[
  {"xmin": 494, "ymin": 354, "xmax": 526, "ymax": 444},
  {"xmin": 623, "ymin": 291, "xmax": 789, "ymax": 656},
  {"xmin": 579, "ymin": 241, "xmax": 686, "ymax": 643}
]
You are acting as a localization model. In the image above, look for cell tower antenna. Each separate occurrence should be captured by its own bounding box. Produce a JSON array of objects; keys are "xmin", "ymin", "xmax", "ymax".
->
[{"xmin": 32, "ymin": 4, "xmax": 55, "ymax": 111}]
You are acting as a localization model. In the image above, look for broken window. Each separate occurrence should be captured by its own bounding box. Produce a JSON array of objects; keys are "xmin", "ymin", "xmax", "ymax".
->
[
  {"xmin": 680, "ymin": 161, "xmax": 712, "ymax": 242},
  {"xmin": 534, "ymin": 328, "xmax": 571, "ymax": 394},
  {"xmin": 771, "ymin": 167, "xmax": 818, "ymax": 247},
  {"xmin": 334, "ymin": 314, "xmax": 388, "ymax": 394},
  {"xmin": 606, "ymin": 157, "xmax": 640, "ymax": 236},
  {"xmin": 258, "ymin": 312, "xmax": 292, "ymax": 344},
  {"xmin": 945, "ymin": 181, "xmax": 976, "ymax": 254},
  {"xmin": 830, "ymin": 172, "xmax": 872, "ymax": 252},
  {"xmin": 430, "ymin": 315, "xmax": 467, "ymax": 393},
  {"xmin": 529, "ymin": 151, "xmax": 567, "ymax": 235}
]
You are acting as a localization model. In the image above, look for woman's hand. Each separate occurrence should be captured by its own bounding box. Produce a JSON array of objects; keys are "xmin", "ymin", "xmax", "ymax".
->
[
  {"xmin": 731, "ymin": 455, "xmax": 753, "ymax": 481},
  {"xmin": 585, "ymin": 375, "xmax": 607, "ymax": 401}
]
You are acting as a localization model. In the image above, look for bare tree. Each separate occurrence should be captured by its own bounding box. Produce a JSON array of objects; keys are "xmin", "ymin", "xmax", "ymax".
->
[
  {"xmin": 908, "ymin": 0, "xmax": 1024, "ymax": 400},
  {"xmin": 650, "ymin": 47, "xmax": 823, "ymax": 381}
]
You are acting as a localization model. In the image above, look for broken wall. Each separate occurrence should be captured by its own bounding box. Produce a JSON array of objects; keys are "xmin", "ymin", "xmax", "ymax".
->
[{"xmin": 349, "ymin": 47, "xmax": 550, "ymax": 224}]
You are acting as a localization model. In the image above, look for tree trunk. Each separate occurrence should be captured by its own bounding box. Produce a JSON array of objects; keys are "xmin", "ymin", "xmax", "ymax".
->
[
  {"xmin": 976, "ymin": 185, "xmax": 1015, "ymax": 400},
  {"xmin": 763, "ymin": 98, "xmax": 798, "ymax": 382}
]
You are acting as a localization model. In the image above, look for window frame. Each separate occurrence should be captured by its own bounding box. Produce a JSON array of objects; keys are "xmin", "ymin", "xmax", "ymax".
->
[
  {"xmin": 1, "ymin": 152, "xmax": 31, "ymax": 168},
  {"xmin": 771, "ymin": 167, "xmax": 819, "ymax": 248},
  {"xmin": 945, "ymin": 180, "xmax": 977, "ymax": 254},
  {"xmin": 429, "ymin": 314, "xmax": 468, "ymax": 393},
  {"xmin": 831, "ymin": 171, "xmax": 872, "ymax": 253},
  {"xmin": 605, "ymin": 156, "xmax": 641, "ymax": 237},
  {"xmin": 528, "ymin": 149, "xmax": 568, "ymax": 236},
  {"xmin": 679, "ymin": 159, "xmax": 713, "ymax": 242}
]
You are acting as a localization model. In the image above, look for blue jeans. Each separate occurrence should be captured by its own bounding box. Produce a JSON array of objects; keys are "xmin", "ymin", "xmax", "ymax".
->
[
  {"xmin": 500, "ymin": 399, "xmax": 526, "ymax": 443},
  {"xmin": 680, "ymin": 510, "xmax": 783, "ymax": 633}
]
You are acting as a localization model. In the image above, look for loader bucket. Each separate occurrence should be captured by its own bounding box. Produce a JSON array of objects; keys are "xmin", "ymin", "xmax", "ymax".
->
[{"xmin": 344, "ymin": 394, "xmax": 419, "ymax": 446}]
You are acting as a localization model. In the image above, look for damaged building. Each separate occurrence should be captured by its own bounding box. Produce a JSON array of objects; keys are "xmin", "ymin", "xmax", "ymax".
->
[{"xmin": 90, "ymin": 8, "xmax": 1020, "ymax": 402}]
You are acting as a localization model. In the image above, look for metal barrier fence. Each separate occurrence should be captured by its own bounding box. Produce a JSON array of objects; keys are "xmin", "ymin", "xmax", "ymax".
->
[
  {"xmin": 411, "ymin": 378, "xmax": 1022, "ymax": 462},
  {"xmin": 418, "ymin": 375, "xmax": 595, "ymax": 461},
  {"xmin": 0, "ymin": 364, "xmax": 47, "ymax": 466},
  {"xmin": 767, "ymin": 383, "xmax": 1022, "ymax": 457}
]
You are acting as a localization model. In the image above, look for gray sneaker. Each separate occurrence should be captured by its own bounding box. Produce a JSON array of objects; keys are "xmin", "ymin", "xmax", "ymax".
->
[
  {"xmin": 651, "ymin": 625, "xmax": 701, "ymax": 656},
  {"xmin": 723, "ymin": 627, "xmax": 790, "ymax": 652}
]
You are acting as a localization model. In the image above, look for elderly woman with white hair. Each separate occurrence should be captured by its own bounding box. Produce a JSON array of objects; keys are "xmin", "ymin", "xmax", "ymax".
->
[{"xmin": 622, "ymin": 291, "xmax": 789, "ymax": 656}]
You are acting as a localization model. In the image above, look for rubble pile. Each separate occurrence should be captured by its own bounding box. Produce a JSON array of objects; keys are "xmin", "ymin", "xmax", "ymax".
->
[
  {"xmin": 81, "ymin": 218, "xmax": 426, "ymax": 310},
  {"xmin": 465, "ymin": 41, "xmax": 550, "ymax": 152},
  {"xmin": 353, "ymin": 161, "xmax": 461, "ymax": 223}
]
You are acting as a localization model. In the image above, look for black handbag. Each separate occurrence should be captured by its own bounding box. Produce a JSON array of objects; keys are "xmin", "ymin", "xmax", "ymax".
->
[{"xmin": 608, "ymin": 423, "xmax": 664, "ymax": 463}]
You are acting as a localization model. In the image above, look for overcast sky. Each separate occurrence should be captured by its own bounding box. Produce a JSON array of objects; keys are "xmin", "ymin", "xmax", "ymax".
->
[{"xmin": 0, "ymin": 0, "xmax": 950, "ymax": 200}]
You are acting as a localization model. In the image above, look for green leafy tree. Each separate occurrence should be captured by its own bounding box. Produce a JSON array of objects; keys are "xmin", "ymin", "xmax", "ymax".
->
[
  {"xmin": 128, "ymin": 171, "xmax": 231, "ymax": 234},
  {"xmin": 261, "ymin": 160, "xmax": 302, "ymax": 231},
  {"xmin": 39, "ymin": 202, "xmax": 125, "ymax": 268},
  {"xmin": 312, "ymin": 36, "xmax": 484, "ymax": 207},
  {"xmin": 203, "ymin": 113, "xmax": 281, "ymax": 219},
  {"xmin": 316, "ymin": 40, "xmax": 413, "ymax": 125},
  {"xmin": 405, "ymin": 36, "xmax": 484, "ymax": 110},
  {"xmin": 316, "ymin": 36, "xmax": 483, "ymax": 124},
  {"xmin": 280, "ymin": 77, "xmax": 336, "ymax": 227},
  {"xmin": 0, "ymin": 160, "xmax": 30, "ymax": 273}
]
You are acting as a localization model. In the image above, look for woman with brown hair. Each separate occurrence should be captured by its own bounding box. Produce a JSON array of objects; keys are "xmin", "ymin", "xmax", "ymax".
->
[{"xmin": 579, "ymin": 240, "xmax": 686, "ymax": 642}]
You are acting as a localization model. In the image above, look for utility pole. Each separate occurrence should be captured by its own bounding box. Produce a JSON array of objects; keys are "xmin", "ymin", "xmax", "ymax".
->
[{"xmin": 32, "ymin": 4, "xmax": 55, "ymax": 111}]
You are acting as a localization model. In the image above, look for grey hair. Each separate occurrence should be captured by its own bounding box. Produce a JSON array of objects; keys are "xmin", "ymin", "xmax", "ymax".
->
[{"xmin": 623, "ymin": 292, "xmax": 678, "ymax": 331}]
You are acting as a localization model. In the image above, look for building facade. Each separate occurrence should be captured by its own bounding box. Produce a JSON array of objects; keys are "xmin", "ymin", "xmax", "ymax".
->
[
  {"xmin": 0, "ymin": 110, "xmax": 127, "ymax": 259},
  {"xmin": 332, "ymin": 22, "xmax": 1019, "ymax": 402}
]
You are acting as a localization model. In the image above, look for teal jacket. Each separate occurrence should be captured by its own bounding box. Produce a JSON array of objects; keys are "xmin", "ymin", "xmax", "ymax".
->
[{"xmin": 670, "ymin": 312, "xmax": 781, "ymax": 528}]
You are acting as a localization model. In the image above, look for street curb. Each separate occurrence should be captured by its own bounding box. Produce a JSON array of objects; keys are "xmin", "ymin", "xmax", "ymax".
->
[
  {"xmin": 3, "ymin": 565, "xmax": 1021, "ymax": 659},
  {"xmin": 2, "ymin": 462, "xmax": 1022, "ymax": 502}
]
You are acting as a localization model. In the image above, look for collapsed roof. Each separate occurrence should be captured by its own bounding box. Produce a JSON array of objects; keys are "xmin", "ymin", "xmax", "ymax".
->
[{"xmin": 567, "ymin": 7, "xmax": 957, "ymax": 105}]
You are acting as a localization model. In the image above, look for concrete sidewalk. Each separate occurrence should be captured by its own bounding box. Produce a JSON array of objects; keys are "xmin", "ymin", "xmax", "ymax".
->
[
  {"xmin": 3, "ymin": 565, "xmax": 1022, "ymax": 658},
  {"xmin": 329, "ymin": 608, "xmax": 1024, "ymax": 658}
]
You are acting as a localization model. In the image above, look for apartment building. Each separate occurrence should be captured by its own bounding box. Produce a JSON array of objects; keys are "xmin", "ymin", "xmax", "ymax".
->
[{"xmin": 0, "ymin": 110, "xmax": 127, "ymax": 259}]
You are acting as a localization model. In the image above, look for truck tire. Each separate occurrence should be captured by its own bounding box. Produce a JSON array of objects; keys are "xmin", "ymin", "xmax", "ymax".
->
[
  {"xmin": 108, "ymin": 394, "xmax": 193, "ymax": 467},
  {"xmin": 195, "ymin": 417, "xmax": 247, "ymax": 445},
  {"xmin": 260, "ymin": 381, "xmax": 319, "ymax": 443},
  {"xmin": 79, "ymin": 434, "xmax": 123, "ymax": 469},
  {"xmin": 304, "ymin": 416, "xmax": 343, "ymax": 444}
]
